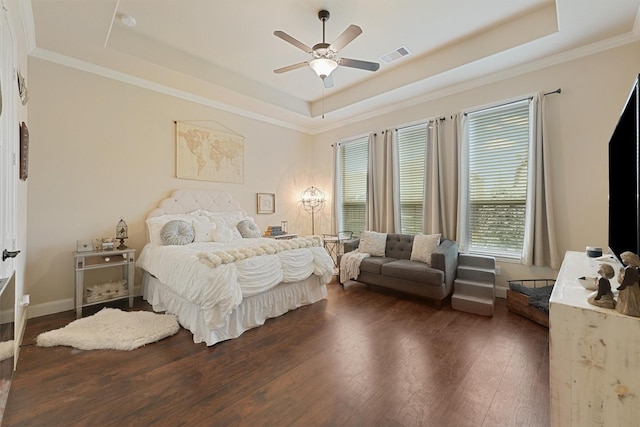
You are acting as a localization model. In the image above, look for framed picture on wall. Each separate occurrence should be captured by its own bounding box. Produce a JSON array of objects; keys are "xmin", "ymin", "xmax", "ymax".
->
[
  {"xmin": 257, "ymin": 193, "xmax": 275, "ymax": 214},
  {"xmin": 19, "ymin": 122, "xmax": 28, "ymax": 181}
]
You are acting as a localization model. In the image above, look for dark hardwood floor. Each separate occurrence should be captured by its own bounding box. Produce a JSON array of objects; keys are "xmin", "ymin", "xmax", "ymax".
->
[{"xmin": 2, "ymin": 281, "xmax": 550, "ymax": 426}]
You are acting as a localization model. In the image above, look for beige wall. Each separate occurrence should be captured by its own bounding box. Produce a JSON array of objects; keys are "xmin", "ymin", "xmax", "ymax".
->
[
  {"xmin": 25, "ymin": 40, "xmax": 640, "ymax": 313},
  {"xmin": 310, "ymin": 41, "xmax": 640, "ymax": 292},
  {"xmin": 26, "ymin": 58, "xmax": 315, "ymax": 316}
]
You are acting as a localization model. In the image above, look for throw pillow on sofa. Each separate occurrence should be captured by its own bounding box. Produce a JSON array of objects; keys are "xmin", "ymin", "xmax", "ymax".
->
[
  {"xmin": 410, "ymin": 233, "xmax": 441, "ymax": 266},
  {"xmin": 359, "ymin": 231, "xmax": 387, "ymax": 256}
]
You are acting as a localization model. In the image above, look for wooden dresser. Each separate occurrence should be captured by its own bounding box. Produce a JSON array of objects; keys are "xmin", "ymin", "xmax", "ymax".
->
[{"xmin": 549, "ymin": 251, "xmax": 640, "ymax": 426}]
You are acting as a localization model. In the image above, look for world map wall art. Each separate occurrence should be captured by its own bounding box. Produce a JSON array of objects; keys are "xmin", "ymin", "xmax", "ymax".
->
[{"xmin": 175, "ymin": 121, "xmax": 245, "ymax": 183}]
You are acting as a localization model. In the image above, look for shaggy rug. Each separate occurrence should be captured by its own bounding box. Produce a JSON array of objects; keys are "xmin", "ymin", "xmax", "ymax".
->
[
  {"xmin": 36, "ymin": 308, "xmax": 180, "ymax": 351},
  {"xmin": 0, "ymin": 340, "xmax": 13, "ymax": 362}
]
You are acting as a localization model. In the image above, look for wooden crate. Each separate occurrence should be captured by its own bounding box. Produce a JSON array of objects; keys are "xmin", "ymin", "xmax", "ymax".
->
[
  {"xmin": 506, "ymin": 289, "xmax": 549, "ymax": 327},
  {"xmin": 506, "ymin": 279, "xmax": 554, "ymax": 328}
]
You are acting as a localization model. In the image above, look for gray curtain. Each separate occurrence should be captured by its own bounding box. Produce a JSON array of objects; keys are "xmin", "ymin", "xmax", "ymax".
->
[
  {"xmin": 423, "ymin": 117, "xmax": 458, "ymax": 240},
  {"xmin": 366, "ymin": 130, "xmax": 399, "ymax": 232},
  {"xmin": 522, "ymin": 92, "xmax": 560, "ymax": 268}
]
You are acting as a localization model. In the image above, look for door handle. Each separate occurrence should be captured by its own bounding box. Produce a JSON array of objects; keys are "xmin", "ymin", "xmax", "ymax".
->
[{"xmin": 2, "ymin": 249, "xmax": 20, "ymax": 261}]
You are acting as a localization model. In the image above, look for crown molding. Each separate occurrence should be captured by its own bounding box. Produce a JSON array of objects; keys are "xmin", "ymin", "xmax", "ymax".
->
[
  {"xmin": 29, "ymin": 47, "xmax": 311, "ymax": 134},
  {"xmin": 305, "ymin": 32, "xmax": 640, "ymax": 135},
  {"xmin": 27, "ymin": 29, "xmax": 640, "ymax": 136}
]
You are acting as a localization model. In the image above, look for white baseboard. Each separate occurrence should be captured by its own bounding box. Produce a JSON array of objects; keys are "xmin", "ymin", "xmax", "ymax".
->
[
  {"xmin": 27, "ymin": 298, "xmax": 74, "ymax": 319},
  {"xmin": 27, "ymin": 285, "xmax": 144, "ymax": 319},
  {"xmin": 496, "ymin": 285, "xmax": 507, "ymax": 299}
]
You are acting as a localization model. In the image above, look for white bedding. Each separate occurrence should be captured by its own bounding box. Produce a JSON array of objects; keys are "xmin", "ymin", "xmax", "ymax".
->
[{"xmin": 137, "ymin": 236, "xmax": 334, "ymax": 330}]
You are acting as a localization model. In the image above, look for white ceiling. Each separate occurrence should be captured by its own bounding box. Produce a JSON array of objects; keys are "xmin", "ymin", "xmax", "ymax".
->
[{"xmin": 27, "ymin": 0, "xmax": 640, "ymax": 133}]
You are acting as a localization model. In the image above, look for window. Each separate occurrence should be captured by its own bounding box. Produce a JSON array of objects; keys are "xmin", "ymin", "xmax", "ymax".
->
[
  {"xmin": 463, "ymin": 98, "xmax": 532, "ymax": 258},
  {"xmin": 338, "ymin": 136, "xmax": 368, "ymax": 236},
  {"xmin": 397, "ymin": 124, "xmax": 427, "ymax": 234}
]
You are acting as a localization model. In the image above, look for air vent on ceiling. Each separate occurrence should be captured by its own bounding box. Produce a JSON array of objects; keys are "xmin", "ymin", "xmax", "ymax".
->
[{"xmin": 379, "ymin": 46, "xmax": 411, "ymax": 64}]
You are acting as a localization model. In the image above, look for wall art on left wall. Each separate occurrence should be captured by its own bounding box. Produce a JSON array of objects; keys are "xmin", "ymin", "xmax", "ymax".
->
[{"xmin": 19, "ymin": 121, "xmax": 28, "ymax": 181}]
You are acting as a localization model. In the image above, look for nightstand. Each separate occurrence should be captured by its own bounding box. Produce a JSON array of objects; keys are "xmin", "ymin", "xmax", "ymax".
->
[
  {"xmin": 323, "ymin": 231, "xmax": 353, "ymax": 269},
  {"xmin": 73, "ymin": 248, "xmax": 136, "ymax": 318}
]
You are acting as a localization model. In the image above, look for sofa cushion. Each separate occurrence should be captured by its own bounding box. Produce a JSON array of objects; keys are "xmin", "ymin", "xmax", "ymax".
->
[
  {"xmin": 381, "ymin": 259, "xmax": 444, "ymax": 285},
  {"xmin": 359, "ymin": 231, "xmax": 387, "ymax": 256},
  {"xmin": 359, "ymin": 257, "xmax": 397, "ymax": 275},
  {"xmin": 410, "ymin": 233, "xmax": 441, "ymax": 266}
]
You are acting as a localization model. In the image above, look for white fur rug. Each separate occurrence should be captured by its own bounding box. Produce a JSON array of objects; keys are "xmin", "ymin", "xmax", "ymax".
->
[
  {"xmin": 36, "ymin": 308, "xmax": 180, "ymax": 351},
  {"xmin": 0, "ymin": 340, "xmax": 13, "ymax": 361}
]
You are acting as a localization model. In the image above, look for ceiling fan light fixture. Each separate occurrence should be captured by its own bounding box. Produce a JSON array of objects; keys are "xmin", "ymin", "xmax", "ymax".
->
[{"xmin": 309, "ymin": 58, "xmax": 338, "ymax": 78}]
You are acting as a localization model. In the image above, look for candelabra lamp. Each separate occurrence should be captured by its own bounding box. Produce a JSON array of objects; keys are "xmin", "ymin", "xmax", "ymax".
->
[
  {"xmin": 116, "ymin": 218, "xmax": 128, "ymax": 250},
  {"xmin": 301, "ymin": 186, "xmax": 325, "ymax": 235}
]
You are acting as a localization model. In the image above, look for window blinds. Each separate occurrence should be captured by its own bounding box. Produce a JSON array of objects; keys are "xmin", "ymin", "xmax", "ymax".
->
[
  {"xmin": 397, "ymin": 124, "xmax": 427, "ymax": 235},
  {"xmin": 340, "ymin": 136, "xmax": 368, "ymax": 236},
  {"xmin": 466, "ymin": 99, "xmax": 531, "ymax": 256}
]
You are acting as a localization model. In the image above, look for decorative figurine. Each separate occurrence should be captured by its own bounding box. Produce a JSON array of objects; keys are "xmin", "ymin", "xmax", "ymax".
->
[
  {"xmin": 588, "ymin": 263, "xmax": 616, "ymax": 309},
  {"xmin": 615, "ymin": 251, "xmax": 640, "ymax": 317}
]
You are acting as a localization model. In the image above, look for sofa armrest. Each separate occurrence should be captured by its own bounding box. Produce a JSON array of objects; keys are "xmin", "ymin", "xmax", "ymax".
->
[
  {"xmin": 343, "ymin": 238, "xmax": 360, "ymax": 254},
  {"xmin": 431, "ymin": 239, "xmax": 459, "ymax": 287}
]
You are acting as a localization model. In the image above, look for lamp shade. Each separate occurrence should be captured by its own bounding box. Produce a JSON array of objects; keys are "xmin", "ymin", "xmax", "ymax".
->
[{"xmin": 309, "ymin": 58, "xmax": 338, "ymax": 78}]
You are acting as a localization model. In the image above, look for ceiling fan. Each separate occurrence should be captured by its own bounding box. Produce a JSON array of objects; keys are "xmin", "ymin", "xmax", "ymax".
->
[{"xmin": 273, "ymin": 10, "xmax": 380, "ymax": 89}]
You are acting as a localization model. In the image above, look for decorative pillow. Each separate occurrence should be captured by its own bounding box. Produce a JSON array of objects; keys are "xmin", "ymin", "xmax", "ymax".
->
[
  {"xmin": 237, "ymin": 219, "xmax": 261, "ymax": 238},
  {"xmin": 146, "ymin": 214, "xmax": 198, "ymax": 246},
  {"xmin": 192, "ymin": 218, "xmax": 217, "ymax": 242},
  {"xmin": 160, "ymin": 220, "xmax": 195, "ymax": 246},
  {"xmin": 209, "ymin": 217, "xmax": 243, "ymax": 241},
  {"xmin": 359, "ymin": 231, "xmax": 387, "ymax": 257},
  {"xmin": 212, "ymin": 224, "xmax": 235, "ymax": 243},
  {"xmin": 206, "ymin": 210, "xmax": 246, "ymax": 227},
  {"xmin": 410, "ymin": 233, "xmax": 441, "ymax": 265}
]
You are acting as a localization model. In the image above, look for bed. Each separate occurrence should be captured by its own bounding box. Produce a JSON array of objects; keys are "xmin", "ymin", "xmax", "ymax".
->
[{"xmin": 136, "ymin": 189, "xmax": 334, "ymax": 346}]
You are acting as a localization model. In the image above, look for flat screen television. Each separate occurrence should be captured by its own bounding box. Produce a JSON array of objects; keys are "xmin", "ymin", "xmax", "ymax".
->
[{"xmin": 608, "ymin": 74, "xmax": 640, "ymax": 262}]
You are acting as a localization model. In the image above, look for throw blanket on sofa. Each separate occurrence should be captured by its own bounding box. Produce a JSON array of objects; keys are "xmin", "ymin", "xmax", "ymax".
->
[{"xmin": 340, "ymin": 250, "xmax": 370, "ymax": 283}]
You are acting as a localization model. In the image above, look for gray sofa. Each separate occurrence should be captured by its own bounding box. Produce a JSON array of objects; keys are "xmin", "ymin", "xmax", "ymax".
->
[{"xmin": 341, "ymin": 234, "xmax": 458, "ymax": 309}]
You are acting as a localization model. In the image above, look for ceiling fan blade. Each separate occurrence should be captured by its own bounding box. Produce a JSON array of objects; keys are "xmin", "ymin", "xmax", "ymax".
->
[
  {"xmin": 274, "ymin": 62, "xmax": 309, "ymax": 74},
  {"xmin": 330, "ymin": 25, "xmax": 362, "ymax": 52},
  {"xmin": 323, "ymin": 74, "xmax": 334, "ymax": 89},
  {"xmin": 339, "ymin": 57, "xmax": 380, "ymax": 72},
  {"xmin": 274, "ymin": 31, "xmax": 312, "ymax": 53}
]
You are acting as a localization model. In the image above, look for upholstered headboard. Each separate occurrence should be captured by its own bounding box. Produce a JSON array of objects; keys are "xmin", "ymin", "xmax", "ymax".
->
[{"xmin": 147, "ymin": 189, "xmax": 245, "ymax": 219}]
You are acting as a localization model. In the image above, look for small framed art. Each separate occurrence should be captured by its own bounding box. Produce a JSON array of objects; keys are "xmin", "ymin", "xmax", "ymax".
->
[{"xmin": 257, "ymin": 193, "xmax": 275, "ymax": 214}]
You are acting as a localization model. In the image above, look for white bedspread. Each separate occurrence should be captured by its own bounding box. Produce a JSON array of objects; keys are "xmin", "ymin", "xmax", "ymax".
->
[{"xmin": 136, "ymin": 237, "xmax": 334, "ymax": 329}]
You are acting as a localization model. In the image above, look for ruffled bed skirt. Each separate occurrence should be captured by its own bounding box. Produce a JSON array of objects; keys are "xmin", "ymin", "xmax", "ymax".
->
[{"xmin": 142, "ymin": 272, "xmax": 327, "ymax": 346}]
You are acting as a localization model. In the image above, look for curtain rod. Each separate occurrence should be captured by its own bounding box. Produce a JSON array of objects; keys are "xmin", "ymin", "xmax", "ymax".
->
[
  {"xmin": 544, "ymin": 88, "xmax": 562, "ymax": 96},
  {"xmin": 464, "ymin": 89, "xmax": 562, "ymax": 116}
]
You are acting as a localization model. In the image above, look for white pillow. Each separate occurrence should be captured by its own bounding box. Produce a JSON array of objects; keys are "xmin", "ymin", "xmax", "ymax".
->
[
  {"xmin": 146, "ymin": 214, "xmax": 198, "ymax": 246},
  {"xmin": 192, "ymin": 218, "xmax": 217, "ymax": 242},
  {"xmin": 359, "ymin": 231, "xmax": 387, "ymax": 257},
  {"xmin": 410, "ymin": 233, "xmax": 441, "ymax": 265},
  {"xmin": 206, "ymin": 210, "xmax": 246, "ymax": 227},
  {"xmin": 209, "ymin": 216, "xmax": 242, "ymax": 241},
  {"xmin": 212, "ymin": 224, "xmax": 235, "ymax": 243}
]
